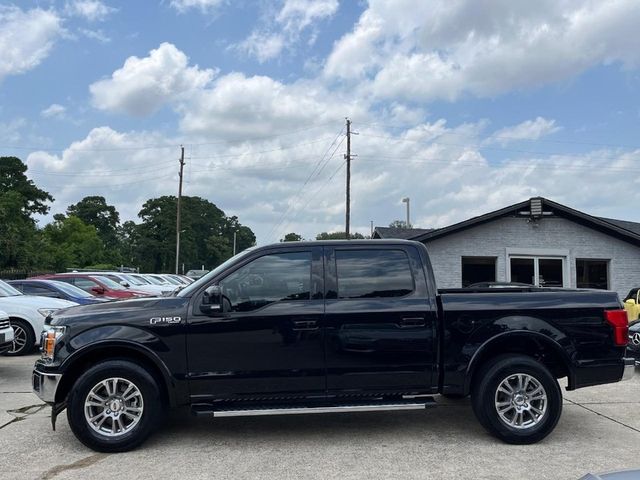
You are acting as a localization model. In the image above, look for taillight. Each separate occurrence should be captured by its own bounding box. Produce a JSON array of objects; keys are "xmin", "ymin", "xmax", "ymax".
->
[{"xmin": 605, "ymin": 309, "xmax": 629, "ymax": 346}]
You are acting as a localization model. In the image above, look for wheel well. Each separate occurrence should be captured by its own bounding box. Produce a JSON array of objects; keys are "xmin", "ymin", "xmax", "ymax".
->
[
  {"xmin": 467, "ymin": 335, "xmax": 571, "ymax": 394},
  {"xmin": 56, "ymin": 346, "xmax": 171, "ymax": 407},
  {"xmin": 9, "ymin": 317, "xmax": 35, "ymax": 339}
]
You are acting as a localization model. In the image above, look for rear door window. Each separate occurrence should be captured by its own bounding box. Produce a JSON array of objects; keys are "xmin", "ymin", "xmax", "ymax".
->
[{"xmin": 335, "ymin": 249, "xmax": 414, "ymax": 299}]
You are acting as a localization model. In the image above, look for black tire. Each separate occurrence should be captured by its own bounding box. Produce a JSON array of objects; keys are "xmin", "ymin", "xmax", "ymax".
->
[
  {"xmin": 3, "ymin": 319, "xmax": 35, "ymax": 356},
  {"xmin": 66, "ymin": 360, "xmax": 163, "ymax": 452},
  {"xmin": 471, "ymin": 354, "xmax": 562, "ymax": 444}
]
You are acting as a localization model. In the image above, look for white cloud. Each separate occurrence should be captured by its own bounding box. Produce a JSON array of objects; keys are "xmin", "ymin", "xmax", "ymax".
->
[
  {"xmin": 170, "ymin": 0, "xmax": 225, "ymax": 14},
  {"xmin": 79, "ymin": 28, "xmax": 111, "ymax": 43},
  {"xmin": 234, "ymin": 0, "xmax": 338, "ymax": 62},
  {"xmin": 89, "ymin": 42, "xmax": 216, "ymax": 116},
  {"xmin": 41, "ymin": 104, "xmax": 67, "ymax": 119},
  {"xmin": 484, "ymin": 117, "xmax": 560, "ymax": 146},
  {"xmin": 0, "ymin": 118, "xmax": 27, "ymax": 144},
  {"xmin": 0, "ymin": 6, "xmax": 64, "ymax": 83},
  {"xmin": 65, "ymin": 0, "xmax": 116, "ymax": 22},
  {"xmin": 325, "ymin": 0, "xmax": 640, "ymax": 101}
]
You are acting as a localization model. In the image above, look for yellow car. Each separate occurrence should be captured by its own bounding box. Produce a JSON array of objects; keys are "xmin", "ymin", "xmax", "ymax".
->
[{"xmin": 624, "ymin": 288, "xmax": 640, "ymax": 322}]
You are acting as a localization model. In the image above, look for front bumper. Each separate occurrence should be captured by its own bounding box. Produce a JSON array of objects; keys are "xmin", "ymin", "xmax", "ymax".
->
[
  {"xmin": 32, "ymin": 367, "xmax": 62, "ymax": 404},
  {"xmin": 0, "ymin": 327, "xmax": 14, "ymax": 354},
  {"xmin": 621, "ymin": 358, "xmax": 635, "ymax": 381}
]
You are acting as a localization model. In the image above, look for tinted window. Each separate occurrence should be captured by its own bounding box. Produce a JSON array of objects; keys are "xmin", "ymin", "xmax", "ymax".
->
[
  {"xmin": 23, "ymin": 285, "xmax": 57, "ymax": 297},
  {"xmin": 219, "ymin": 251, "xmax": 311, "ymax": 312},
  {"xmin": 74, "ymin": 278, "xmax": 99, "ymax": 291},
  {"xmin": 336, "ymin": 249, "xmax": 414, "ymax": 299}
]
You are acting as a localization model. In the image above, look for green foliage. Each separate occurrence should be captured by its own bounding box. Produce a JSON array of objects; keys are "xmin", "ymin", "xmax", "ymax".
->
[
  {"xmin": 42, "ymin": 215, "xmax": 104, "ymax": 270},
  {"xmin": 315, "ymin": 231, "xmax": 365, "ymax": 240},
  {"xmin": 389, "ymin": 220, "xmax": 411, "ymax": 228},
  {"xmin": 0, "ymin": 157, "xmax": 256, "ymax": 273},
  {"xmin": 281, "ymin": 232, "xmax": 304, "ymax": 242}
]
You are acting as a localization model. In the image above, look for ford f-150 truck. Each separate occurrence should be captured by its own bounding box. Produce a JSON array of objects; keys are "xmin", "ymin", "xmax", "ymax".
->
[{"xmin": 32, "ymin": 240, "xmax": 634, "ymax": 452}]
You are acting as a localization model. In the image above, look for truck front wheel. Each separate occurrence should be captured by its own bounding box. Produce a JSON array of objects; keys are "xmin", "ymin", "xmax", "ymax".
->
[
  {"xmin": 471, "ymin": 354, "xmax": 562, "ymax": 444},
  {"xmin": 66, "ymin": 360, "xmax": 163, "ymax": 452}
]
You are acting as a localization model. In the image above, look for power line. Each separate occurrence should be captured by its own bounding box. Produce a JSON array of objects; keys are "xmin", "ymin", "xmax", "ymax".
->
[{"xmin": 267, "ymin": 127, "xmax": 346, "ymax": 241}]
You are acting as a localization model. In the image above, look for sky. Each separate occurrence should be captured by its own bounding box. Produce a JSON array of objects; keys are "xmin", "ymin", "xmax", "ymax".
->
[{"xmin": 2, "ymin": 0, "xmax": 640, "ymax": 244}]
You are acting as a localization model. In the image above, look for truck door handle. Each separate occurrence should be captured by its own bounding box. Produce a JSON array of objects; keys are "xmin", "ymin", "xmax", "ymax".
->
[
  {"xmin": 399, "ymin": 317, "xmax": 426, "ymax": 328},
  {"xmin": 292, "ymin": 320, "xmax": 319, "ymax": 331}
]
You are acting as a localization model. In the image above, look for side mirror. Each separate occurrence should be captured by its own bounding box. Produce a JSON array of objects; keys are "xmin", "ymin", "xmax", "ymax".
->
[
  {"xmin": 91, "ymin": 286, "xmax": 106, "ymax": 295},
  {"xmin": 119, "ymin": 281, "xmax": 130, "ymax": 288},
  {"xmin": 625, "ymin": 299, "xmax": 636, "ymax": 306},
  {"xmin": 200, "ymin": 285, "xmax": 222, "ymax": 315}
]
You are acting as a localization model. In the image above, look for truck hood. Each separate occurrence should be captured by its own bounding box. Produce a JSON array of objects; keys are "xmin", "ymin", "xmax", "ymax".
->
[
  {"xmin": 0, "ymin": 295, "xmax": 77, "ymax": 310},
  {"xmin": 50, "ymin": 296, "xmax": 189, "ymax": 327}
]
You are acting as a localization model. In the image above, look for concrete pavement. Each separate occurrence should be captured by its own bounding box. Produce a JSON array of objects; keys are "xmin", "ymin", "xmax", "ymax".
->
[{"xmin": 1, "ymin": 354, "xmax": 639, "ymax": 480}]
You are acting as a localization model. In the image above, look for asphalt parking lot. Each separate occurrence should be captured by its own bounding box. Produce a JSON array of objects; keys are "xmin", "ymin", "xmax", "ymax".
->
[{"xmin": 1, "ymin": 354, "xmax": 640, "ymax": 480}]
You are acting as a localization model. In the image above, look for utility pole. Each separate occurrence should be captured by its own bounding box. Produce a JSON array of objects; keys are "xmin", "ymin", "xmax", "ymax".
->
[
  {"xmin": 233, "ymin": 231, "xmax": 237, "ymax": 256},
  {"xmin": 344, "ymin": 118, "xmax": 351, "ymax": 239},
  {"xmin": 175, "ymin": 145, "xmax": 185, "ymax": 274}
]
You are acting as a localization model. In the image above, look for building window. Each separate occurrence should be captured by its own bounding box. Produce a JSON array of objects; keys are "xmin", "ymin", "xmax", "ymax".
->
[
  {"xmin": 576, "ymin": 259, "xmax": 609, "ymax": 289},
  {"xmin": 508, "ymin": 256, "xmax": 565, "ymax": 287},
  {"xmin": 461, "ymin": 257, "xmax": 497, "ymax": 287}
]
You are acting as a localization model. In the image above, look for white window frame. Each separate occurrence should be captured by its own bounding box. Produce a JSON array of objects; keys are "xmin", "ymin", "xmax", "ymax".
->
[{"xmin": 506, "ymin": 248, "xmax": 569, "ymax": 287}]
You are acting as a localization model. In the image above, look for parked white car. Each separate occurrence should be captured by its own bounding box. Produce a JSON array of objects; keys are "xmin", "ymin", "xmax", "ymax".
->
[
  {"xmin": 0, "ymin": 280, "xmax": 77, "ymax": 356},
  {"xmin": 0, "ymin": 310, "xmax": 14, "ymax": 355}
]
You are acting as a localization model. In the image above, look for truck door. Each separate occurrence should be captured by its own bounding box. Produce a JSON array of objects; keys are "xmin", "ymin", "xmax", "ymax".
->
[
  {"xmin": 186, "ymin": 246, "xmax": 326, "ymax": 400},
  {"xmin": 323, "ymin": 244, "xmax": 437, "ymax": 395}
]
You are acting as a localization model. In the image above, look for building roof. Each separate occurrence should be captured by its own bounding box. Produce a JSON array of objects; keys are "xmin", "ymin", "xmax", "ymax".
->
[
  {"xmin": 373, "ymin": 226, "xmax": 434, "ymax": 239},
  {"xmin": 381, "ymin": 197, "xmax": 640, "ymax": 247}
]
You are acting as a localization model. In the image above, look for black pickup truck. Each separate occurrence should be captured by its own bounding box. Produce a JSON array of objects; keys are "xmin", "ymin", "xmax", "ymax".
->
[{"xmin": 33, "ymin": 240, "xmax": 634, "ymax": 452}]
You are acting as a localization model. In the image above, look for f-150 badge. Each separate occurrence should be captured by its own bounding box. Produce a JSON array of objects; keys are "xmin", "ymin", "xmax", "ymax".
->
[{"xmin": 149, "ymin": 316, "xmax": 182, "ymax": 325}]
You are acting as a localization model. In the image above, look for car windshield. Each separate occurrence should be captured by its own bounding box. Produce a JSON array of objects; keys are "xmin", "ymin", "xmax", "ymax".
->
[
  {"xmin": 93, "ymin": 276, "xmax": 126, "ymax": 290},
  {"xmin": 0, "ymin": 280, "xmax": 22, "ymax": 297},
  {"xmin": 144, "ymin": 276, "xmax": 164, "ymax": 285},
  {"xmin": 122, "ymin": 274, "xmax": 144, "ymax": 286},
  {"xmin": 162, "ymin": 276, "xmax": 181, "ymax": 285},
  {"xmin": 132, "ymin": 275, "xmax": 152, "ymax": 285},
  {"xmin": 177, "ymin": 247, "xmax": 258, "ymax": 297},
  {"xmin": 47, "ymin": 280, "xmax": 93, "ymax": 298}
]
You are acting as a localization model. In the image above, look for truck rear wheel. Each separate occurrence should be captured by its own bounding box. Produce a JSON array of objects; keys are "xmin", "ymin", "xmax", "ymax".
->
[
  {"xmin": 66, "ymin": 360, "xmax": 163, "ymax": 452},
  {"xmin": 471, "ymin": 354, "xmax": 562, "ymax": 444}
]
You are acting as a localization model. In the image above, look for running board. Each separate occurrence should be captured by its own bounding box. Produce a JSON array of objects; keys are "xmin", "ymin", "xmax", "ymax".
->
[{"xmin": 192, "ymin": 397, "xmax": 436, "ymax": 418}]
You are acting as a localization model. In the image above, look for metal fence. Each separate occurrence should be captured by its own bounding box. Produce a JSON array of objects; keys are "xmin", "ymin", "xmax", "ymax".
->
[{"xmin": 0, "ymin": 269, "xmax": 55, "ymax": 280}]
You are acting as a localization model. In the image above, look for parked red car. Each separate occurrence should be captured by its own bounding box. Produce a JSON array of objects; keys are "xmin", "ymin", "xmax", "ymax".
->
[{"xmin": 34, "ymin": 274, "xmax": 151, "ymax": 300}]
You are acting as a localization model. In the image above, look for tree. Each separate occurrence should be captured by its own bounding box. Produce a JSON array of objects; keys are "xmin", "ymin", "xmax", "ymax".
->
[
  {"xmin": 135, "ymin": 195, "xmax": 256, "ymax": 272},
  {"xmin": 67, "ymin": 196, "xmax": 120, "ymax": 248},
  {"xmin": 0, "ymin": 157, "xmax": 53, "ymax": 268},
  {"xmin": 389, "ymin": 220, "xmax": 411, "ymax": 229},
  {"xmin": 41, "ymin": 215, "xmax": 104, "ymax": 270},
  {"xmin": 280, "ymin": 233, "xmax": 303, "ymax": 242},
  {"xmin": 316, "ymin": 231, "xmax": 365, "ymax": 240}
]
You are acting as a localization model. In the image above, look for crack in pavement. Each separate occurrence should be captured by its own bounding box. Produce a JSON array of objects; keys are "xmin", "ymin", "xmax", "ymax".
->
[
  {"xmin": 0, "ymin": 403, "xmax": 47, "ymax": 430},
  {"xmin": 39, "ymin": 453, "xmax": 108, "ymax": 480},
  {"xmin": 565, "ymin": 398, "xmax": 640, "ymax": 434}
]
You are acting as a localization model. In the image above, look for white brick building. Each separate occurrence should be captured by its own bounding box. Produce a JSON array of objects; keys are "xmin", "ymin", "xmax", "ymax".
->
[{"xmin": 374, "ymin": 197, "xmax": 640, "ymax": 301}]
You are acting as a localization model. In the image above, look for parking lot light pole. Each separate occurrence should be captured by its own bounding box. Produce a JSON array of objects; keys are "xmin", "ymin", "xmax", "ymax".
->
[
  {"xmin": 402, "ymin": 197, "xmax": 410, "ymax": 228},
  {"xmin": 175, "ymin": 146, "xmax": 185, "ymax": 274}
]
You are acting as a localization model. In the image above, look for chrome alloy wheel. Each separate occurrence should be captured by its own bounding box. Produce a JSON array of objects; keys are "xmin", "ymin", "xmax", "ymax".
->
[
  {"xmin": 8, "ymin": 322, "xmax": 27, "ymax": 354},
  {"xmin": 494, "ymin": 373, "xmax": 547, "ymax": 430},
  {"xmin": 84, "ymin": 378, "xmax": 144, "ymax": 437}
]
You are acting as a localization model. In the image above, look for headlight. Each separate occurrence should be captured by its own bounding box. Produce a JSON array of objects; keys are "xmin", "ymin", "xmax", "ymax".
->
[
  {"xmin": 41, "ymin": 325, "xmax": 66, "ymax": 361},
  {"xmin": 38, "ymin": 308, "xmax": 58, "ymax": 318}
]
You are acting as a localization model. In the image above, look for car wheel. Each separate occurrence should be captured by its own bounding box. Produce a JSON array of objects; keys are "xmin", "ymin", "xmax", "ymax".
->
[
  {"xmin": 471, "ymin": 354, "xmax": 562, "ymax": 444},
  {"xmin": 4, "ymin": 319, "xmax": 34, "ymax": 356},
  {"xmin": 66, "ymin": 360, "xmax": 163, "ymax": 452}
]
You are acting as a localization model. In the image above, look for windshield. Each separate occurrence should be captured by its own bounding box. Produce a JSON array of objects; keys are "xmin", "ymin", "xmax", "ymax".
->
[
  {"xmin": 144, "ymin": 275, "xmax": 164, "ymax": 285},
  {"xmin": 47, "ymin": 280, "xmax": 93, "ymax": 298},
  {"xmin": 122, "ymin": 274, "xmax": 144, "ymax": 286},
  {"xmin": 0, "ymin": 280, "xmax": 22, "ymax": 297},
  {"xmin": 162, "ymin": 276, "xmax": 181, "ymax": 285},
  {"xmin": 93, "ymin": 275, "xmax": 126, "ymax": 290},
  {"xmin": 177, "ymin": 247, "xmax": 258, "ymax": 297},
  {"xmin": 130, "ymin": 274, "xmax": 151, "ymax": 285}
]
